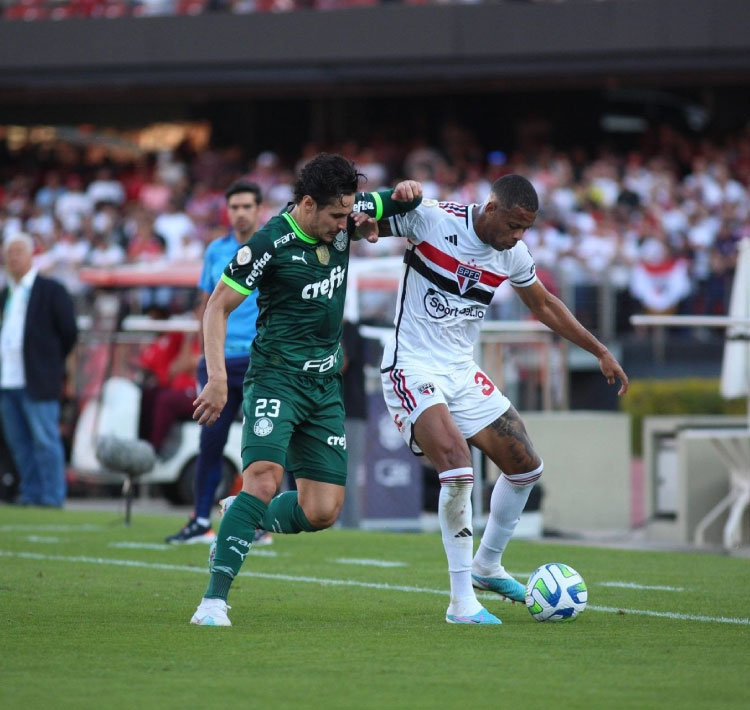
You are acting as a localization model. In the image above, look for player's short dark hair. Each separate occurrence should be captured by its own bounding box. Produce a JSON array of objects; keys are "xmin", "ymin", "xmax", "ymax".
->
[
  {"xmin": 491, "ymin": 174, "xmax": 539, "ymax": 212},
  {"xmin": 293, "ymin": 153, "xmax": 364, "ymax": 207},
  {"xmin": 225, "ymin": 180, "xmax": 263, "ymax": 205}
]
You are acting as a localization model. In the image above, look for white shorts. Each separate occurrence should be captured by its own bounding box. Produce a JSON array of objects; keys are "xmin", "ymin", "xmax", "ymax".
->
[{"xmin": 381, "ymin": 361, "xmax": 511, "ymax": 455}]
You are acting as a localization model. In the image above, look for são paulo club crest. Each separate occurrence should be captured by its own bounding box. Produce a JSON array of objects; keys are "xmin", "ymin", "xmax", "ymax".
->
[
  {"xmin": 418, "ymin": 382, "xmax": 435, "ymax": 396},
  {"xmin": 456, "ymin": 263, "xmax": 481, "ymax": 294}
]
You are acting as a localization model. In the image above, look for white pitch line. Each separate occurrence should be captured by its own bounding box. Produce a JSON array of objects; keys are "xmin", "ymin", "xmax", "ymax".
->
[
  {"xmin": 588, "ymin": 605, "xmax": 749, "ymax": 625},
  {"xmin": 0, "ymin": 524, "xmax": 102, "ymax": 532},
  {"xmin": 106, "ymin": 542, "xmax": 278, "ymax": 557},
  {"xmin": 599, "ymin": 581, "xmax": 685, "ymax": 592},
  {"xmin": 333, "ymin": 558, "xmax": 408, "ymax": 568},
  {"xmin": 1, "ymin": 550, "xmax": 746, "ymax": 626},
  {"xmin": 25, "ymin": 536, "xmax": 64, "ymax": 544},
  {"xmin": 507, "ymin": 573, "xmax": 686, "ymax": 593}
]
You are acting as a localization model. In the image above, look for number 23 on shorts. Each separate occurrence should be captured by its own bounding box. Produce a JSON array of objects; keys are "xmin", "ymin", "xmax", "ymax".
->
[{"xmin": 254, "ymin": 398, "xmax": 281, "ymax": 417}]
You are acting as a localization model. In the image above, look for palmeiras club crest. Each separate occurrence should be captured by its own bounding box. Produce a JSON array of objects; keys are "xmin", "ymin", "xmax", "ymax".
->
[
  {"xmin": 333, "ymin": 231, "xmax": 348, "ymax": 252},
  {"xmin": 456, "ymin": 264, "xmax": 481, "ymax": 294}
]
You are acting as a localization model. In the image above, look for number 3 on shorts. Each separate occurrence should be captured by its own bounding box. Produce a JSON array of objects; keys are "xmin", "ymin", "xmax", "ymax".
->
[
  {"xmin": 474, "ymin": 371, "xmax": 495, "ymax": 396},
  {"xmin": 255, "ymin": 398, "xmax": 281, "ymax": 417}
]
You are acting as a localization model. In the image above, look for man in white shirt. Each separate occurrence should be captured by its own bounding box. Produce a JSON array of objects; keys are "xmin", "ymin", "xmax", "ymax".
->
[
  {"xmin": 0, "ymin": 233, "xmax": 78, "ymax": 507},
  {"xmin": 375, "ymin": 175, "xmax": 629, "ymax": 624}
]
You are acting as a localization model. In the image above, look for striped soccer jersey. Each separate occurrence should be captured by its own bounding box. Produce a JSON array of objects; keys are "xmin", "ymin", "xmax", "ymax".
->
[{"xmin": 381, "ymin": 199, "xmax": 538, "ymax": 374}]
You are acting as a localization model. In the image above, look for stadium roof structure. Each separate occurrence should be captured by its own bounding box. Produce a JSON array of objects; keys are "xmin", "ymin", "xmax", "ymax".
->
[{"xmin": 1, "ymin": 1, "xmax": 749, "ymax": 100}]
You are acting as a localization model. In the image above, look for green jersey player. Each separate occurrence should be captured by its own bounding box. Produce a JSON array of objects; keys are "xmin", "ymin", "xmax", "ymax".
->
[{"xmin": 190, "ymin": 153, "xmax": 422, "ymax": 627}]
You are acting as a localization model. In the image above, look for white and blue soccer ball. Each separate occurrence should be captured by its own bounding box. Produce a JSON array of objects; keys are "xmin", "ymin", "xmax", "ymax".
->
[{"xmin": 525, "ymin": 562, "xmax": 587, "ymax": 622}]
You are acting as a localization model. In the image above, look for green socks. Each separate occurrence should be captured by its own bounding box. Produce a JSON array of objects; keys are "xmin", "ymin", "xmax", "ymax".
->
[
  {"xmin": 205, "ymin": 491, "xmax": 267, "ymax": 600},
  {"xmin": 261, "ymin": 491, "xmax": 318, "ymax": 534}
]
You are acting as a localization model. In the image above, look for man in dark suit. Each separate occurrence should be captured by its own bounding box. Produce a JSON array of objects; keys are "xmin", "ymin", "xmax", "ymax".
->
[{"xmin": 0, "ymin": 232, "xmax": 78, "ymax": 507}]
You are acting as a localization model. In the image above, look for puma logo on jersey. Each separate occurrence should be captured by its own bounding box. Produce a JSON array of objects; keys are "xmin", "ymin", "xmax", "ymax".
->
[
  {"xmin": 292, "ymin": 253, "xmax": 307, "ymax": 264},
  {"xmin": 444, "ymin": 234, "xmax": 458, "ymax": 246}
]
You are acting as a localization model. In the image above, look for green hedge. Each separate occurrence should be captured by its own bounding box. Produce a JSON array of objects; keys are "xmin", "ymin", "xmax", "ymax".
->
[{"xmin": 619, "ymin": 378, "xmax": 747, "ymax": 455}]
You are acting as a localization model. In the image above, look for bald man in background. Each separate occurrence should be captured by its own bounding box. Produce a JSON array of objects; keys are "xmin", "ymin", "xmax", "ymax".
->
[{"xmin": 0, "ymin": 232, "xmax": 77, "ymax": 507}]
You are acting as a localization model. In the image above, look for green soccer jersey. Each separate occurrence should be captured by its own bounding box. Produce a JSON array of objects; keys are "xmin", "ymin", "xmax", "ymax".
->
[{"xmin": 220, "ymin": 189, "xmax": 420, "ymax": 377}]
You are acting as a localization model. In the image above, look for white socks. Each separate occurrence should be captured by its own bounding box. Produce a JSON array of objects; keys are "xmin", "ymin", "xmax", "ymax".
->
[
  {"xmin": 473, "ymin": 463, "xmax": 543, "ymax": 577},
  {"xmin": 438, "ymin": 468, "xmax": 481, "ymax": 616}
]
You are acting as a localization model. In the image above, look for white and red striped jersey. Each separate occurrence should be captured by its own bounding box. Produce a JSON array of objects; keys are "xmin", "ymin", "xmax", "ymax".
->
[{"xmin": 381, "ymin": 199, "xmax": 538, "ymax": 374}]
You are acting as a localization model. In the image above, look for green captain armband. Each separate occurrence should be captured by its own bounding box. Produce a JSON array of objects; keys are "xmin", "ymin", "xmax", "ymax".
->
[
  {"xmin": 221, "ymin": 272, "xmax": 253, "ymax": 296},
  {"xmin": 375, "ymin": 188, "xmax": 422, "ymax": 218}
]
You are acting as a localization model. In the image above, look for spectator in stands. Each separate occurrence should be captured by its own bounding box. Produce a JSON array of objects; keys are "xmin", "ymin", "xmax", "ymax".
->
[
  {"xmin": 86, "ymin": 166, "xmax": 126, "ymax": 207},
  {"xmin": 629, "ymin": 235, "xmax": 691, "ymax": 316},
  {"xmin": 153, "ymin": 194, "xmax": 197, "ymax": 261},
  {"xmin": 137, "ymin": 314, "xmax": 200, "ymax": 455},
  {"xmin": 54, "ymin": 174, "xmax": 92, "ymax": 234}
]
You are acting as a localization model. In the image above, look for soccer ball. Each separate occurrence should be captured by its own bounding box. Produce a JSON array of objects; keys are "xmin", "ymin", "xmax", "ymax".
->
[{"xmin": 525, "ymin": 562, "xmax": 587, "ymax": 622}]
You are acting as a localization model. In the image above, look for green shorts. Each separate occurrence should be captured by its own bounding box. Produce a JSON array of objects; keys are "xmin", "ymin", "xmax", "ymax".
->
[{"xmin": 241, "ymin": 367, "xmax": 348, "ymax": 486}]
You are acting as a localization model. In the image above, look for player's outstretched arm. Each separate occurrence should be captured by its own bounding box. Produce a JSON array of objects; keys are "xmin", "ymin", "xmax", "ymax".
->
[
  {"xmin": 514, "ymin": 280, "xmax": 629, "ymax": 395},
  {"xmin": 391, "ymin": 180, "xmax": 422, "ymax": 203},
  {"xmin": 372, "ymin": 181, "xmax": 423, "ymax": 219},
  {"xmin": 193, "ymin": 280, "xmax": 246, "ymax": 425}
]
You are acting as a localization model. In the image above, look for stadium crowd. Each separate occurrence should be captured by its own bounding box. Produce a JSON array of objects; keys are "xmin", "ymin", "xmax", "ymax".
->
[
  {"xmin": 0, "ymin": 0, "xmax": 606, "ymax": 23},
  {"xmin": 0, "ymin": 121, "xmax": 747, "ymax": 335}
]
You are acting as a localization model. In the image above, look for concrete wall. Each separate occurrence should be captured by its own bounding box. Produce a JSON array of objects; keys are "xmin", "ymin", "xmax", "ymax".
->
[{"xmin": 486, "ymin": 411, "xmax": 631, "ymax": 536}]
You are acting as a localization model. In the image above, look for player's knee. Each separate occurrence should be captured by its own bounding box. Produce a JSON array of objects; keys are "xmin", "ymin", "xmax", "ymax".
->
[
  {"xmin": 421, "ymin": 440, "xmax": 472, "ymax": 471},
  {"xmin": 505, "ymin": 459, "xmax": 543, "ymax": 486},
  {"xmin": 303, "ymin": 506, "xmax": 339, "ymax": 530},
  {"xmin": 242, "ymin": 463, "xmax": 280, "ymax": 502},
  {"xmin": 300, "ymin": 497, "xmax": 342, "ymax": 530}
]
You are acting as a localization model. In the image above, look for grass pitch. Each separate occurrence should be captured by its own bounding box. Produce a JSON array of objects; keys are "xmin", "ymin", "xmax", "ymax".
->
[{"xmin": 1, "ymin": 506, "xmax": 749, "ymax": 710}]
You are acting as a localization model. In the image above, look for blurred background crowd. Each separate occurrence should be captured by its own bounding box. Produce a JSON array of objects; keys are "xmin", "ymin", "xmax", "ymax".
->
[{"xmin": 1, "ymin": 120, "xmax": 746, "ymax": 339}]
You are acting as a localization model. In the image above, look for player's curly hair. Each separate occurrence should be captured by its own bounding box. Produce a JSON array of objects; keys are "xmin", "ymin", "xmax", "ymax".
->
[
  {"xmin": 491, "ymin": 174, "xmax": 539, "ymax": 212},
  {"xmin": 294, "ymin": 153, "xmax": 364, "ymax": 207}
]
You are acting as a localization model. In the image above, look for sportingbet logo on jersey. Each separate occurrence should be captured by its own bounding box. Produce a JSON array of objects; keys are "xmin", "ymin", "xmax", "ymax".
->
[
  {"xmin": 456, "ymin": 264, "xmax": 481, "ymax": 294},
  {"xmin": 301, "ymin": 265, "xmax": 346, "ymax": 300}
]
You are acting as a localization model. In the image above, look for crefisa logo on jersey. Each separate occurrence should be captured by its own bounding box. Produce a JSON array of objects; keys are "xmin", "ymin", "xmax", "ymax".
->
[
  {"xmin": 456, "ymin": 263, "xmax": 481, "ymax": 294},
  {"xmin": 418, "ymin": 382, "xmax": 435, "ymax": 396},
  {"xmin": 244, "ymin": 251, "xmax": 272, "ymax": 288},
  {"xmin": 333, "ymin": 231, "xmax": 348, "ymax": 252},
  {"xmin": 253, "ymin": 417, "xmax": 274, "ymax": 437}
]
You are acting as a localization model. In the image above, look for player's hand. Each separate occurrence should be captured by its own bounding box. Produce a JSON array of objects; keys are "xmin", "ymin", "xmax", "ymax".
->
[
  {"xmin": 392, "ymin": 180, "xmax": 422, "ymax": 202},
  {"xmin": 351, "ymin": 211, "xmax": 379, "ymax": 243},
  {"xmin": 599, "ymin": 351, "xmax": 629, "ymax": 396},
  {"xmin": 193, "ymin": 378, "xmax": 228, "ymax": 426}
]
